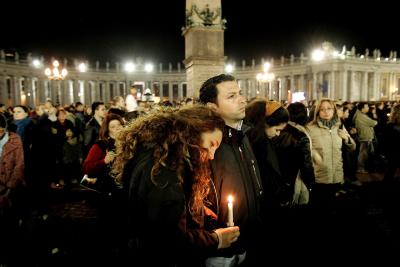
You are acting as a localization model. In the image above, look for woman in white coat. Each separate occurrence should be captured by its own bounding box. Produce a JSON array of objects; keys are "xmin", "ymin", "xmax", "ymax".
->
[{"xmin": 306, "ymin": 99, "xmax": 356, "ymax": 211}]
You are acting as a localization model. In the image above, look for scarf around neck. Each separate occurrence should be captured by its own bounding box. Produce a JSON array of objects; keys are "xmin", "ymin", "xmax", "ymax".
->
[
  {"xmin": 318, "ymin": 116, "xmax": 338, "ymax": 129},
  {"xmin": 14, "ymin": 117, "xmax": 32, "ymax": 141}
]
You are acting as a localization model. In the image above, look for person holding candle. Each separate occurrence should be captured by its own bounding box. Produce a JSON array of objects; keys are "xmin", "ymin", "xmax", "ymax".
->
[
  {"xmin": 199, "ymin": 74, "xmax": 264, "ymax": 265},
  {"xmin": 113, "ymin": 105, "xmax": 240, "ymax": 267}
]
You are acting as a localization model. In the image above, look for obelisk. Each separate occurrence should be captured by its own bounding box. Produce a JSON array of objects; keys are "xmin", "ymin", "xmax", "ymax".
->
[{"xmin": 183, "ymin": 0, "xmax": 226, "ymax": 98}]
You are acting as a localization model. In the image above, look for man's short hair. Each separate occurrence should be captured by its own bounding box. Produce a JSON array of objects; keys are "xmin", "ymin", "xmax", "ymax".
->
[
  {"xmin": 14, "ymin": 105, "xmax": 29, "ymax": 113},
  {"xmin": 199, "ymin": 74, "xmax": 236, "ymax": 105},
  {"xmin": 0, "ymin": 113, "xmax": 8, "ymax": 129},
  {"xmin": 287, "ymin": 102, "xmax": 308, "ymax": 126},
  {"xmin": 92, "ymin": 101, "xmax": 104, "ymax": 112},
  {"xmin": 357, "ymin": 102, "xmax": 367, "ymax": 111}
]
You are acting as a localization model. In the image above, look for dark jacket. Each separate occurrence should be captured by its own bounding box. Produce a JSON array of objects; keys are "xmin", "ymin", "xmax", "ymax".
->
[
  {"xmin": 209, "ymin": 124, "xmax": 263, "ymax": 253},
  {"xmin": 383, "ymin": 123, "xmax": 400, "ymax": 163},
  {"xmin": 83, "ymin": 117, "xmax": 101, "ymax": 155},
  {"xmin": 124, "ymin": 146, "xmax": 218, "ymax": 266},
  {"xmin": 273, "ymin": 123, "xmax": 315, "ymax": 197},
  {"xmin": 251, "ymin": 133, "xmax": 289, "ymax": 208},
  {"xmin": 52, "ymin": 119, "xmax": 75, "ymax": 164}
]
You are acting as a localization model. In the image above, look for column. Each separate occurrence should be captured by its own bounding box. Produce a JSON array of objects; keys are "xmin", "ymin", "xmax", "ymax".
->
[
  {"xmin": 159, "ymin": 81, "xmax": 164, "ymax": 100},
  {"xmin": 377, "ymin": 73, "xmax": 382, "ymax": 101},
  {"xmin": 245, "ymin": 79, "xmax": 250, "ymax": 99},
  {"xmin": 341, "ymin": 70, "xmax": 348, "ymax": 101},
  {"xmin": 269, "ymin": 81, "xmax": 274, "ymax": 100},
  {"xmin": 84, "ymin": 80, "xmax": 91, "ymax": 105},
  {"xmin": 250, "ymin": 79, "xmax": 256, "ymax": 99},
  {"xmin": 148, "ymin": 81, "xmax": 154, "ymax": 97},
  {"xmin": 348, "ymin": 70, "xmax": 354, "ymax": 101},
  {"xmin": 73, "ymin": 80, "xmax": 80, "ymax": 103},
  {"xmin": 362, "ymin": 72, "xmax": 368, "ymax": 101},
  {"xmin": 373, "ymin": 72, "xmax": 379, "ymax": 100},
  {"xmin": 312, "ymin": 72, "xmax": 318, "ymax": 100},
  {"xmin": 390, "ymin": 72, "xmax": 396, "ymax": 100},
  {"xmin": 113, "ymin": 81, "xmax": 118, "ymax": 97},
  {"xmin": 178, "ymin": 82, "xmax": 183, "ymax": 100},
  {"xmin": 104, "ymin": 81, "xmax": 110, "ymax": 103},
  {"xmin": 168, "ymin": 81, "xmax": 173, "ymax": 102},
  {"xmin": 31, "ymin": 79, "xmax": 38, "ymax": 107},
  {"xmin": 242, "ymin": 80, "xmax": 248, "ymax": 99},
  {"xmin": 317, "ymin": 72, "xmax": 324, "ymax": 99},
  {"xmin": 49, "ymin": 80, "xmax": 55, "ymax": 104},
  {"xmin": 387, "ymin": 73, "xmax": 392, "ymax": 100},
  {"xmin": 24, "ymin": 77, "xmax": 32, "ymax": 107},
  {"xmin": 0, "ymin": 75, "xmax": 7, "ymax": 104},
  {"xmin": 301, "ymin": 74, "xmax": 306, "ymax": 93},
  {"xmin": 93, "ymin": 80, "xmax": 99, "ymax": 101},
  {"xmin": 14, "ymin": 76, "xmax": 21, "ymax": 106},
  {"xmin": 37, "ymin": 79, "xmax": 45, "ymax": 104},
  {"xmin": 260, "ymin": 81, "xmax": 266, "ymax": 98},
  {"xmin": 280, "ymin": 77, "xmax": 287, "ymax": 101},
  {"xmin": 329, "ymin": 71, "xmax": 335, "ymax": 100},
  {"xmin": 290, "ymin": 74, "xmax": 295, "ymax": 92},
  {"xmin": 60, "ymin": 79, "xmax": 67, "ymax": 105}
]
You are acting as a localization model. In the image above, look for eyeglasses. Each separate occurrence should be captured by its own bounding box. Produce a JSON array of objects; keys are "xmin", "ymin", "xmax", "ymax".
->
[{"xmin": 319, "ymin": 108, "xmax": 333, "ymax": 112}]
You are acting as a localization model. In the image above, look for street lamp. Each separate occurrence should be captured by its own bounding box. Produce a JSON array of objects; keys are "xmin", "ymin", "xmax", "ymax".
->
[
  {"xmin": 256, "ymin": 62, "xmax": 275, "ymax": 98},
  {"xmin": 44, "ymin": 60, "xmax": 68, "ymax": 104},
  {"xmin": 44, "ymin": 60, "xmax": 68, "ymax": 80}
]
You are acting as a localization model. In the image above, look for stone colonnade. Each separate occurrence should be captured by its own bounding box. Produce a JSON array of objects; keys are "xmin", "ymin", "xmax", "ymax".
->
[
  {"xmin": 0, "ymin": 72, "xmax": 187, "ymax": 107},
  {"xmin": 1, "ymin": 58, "xmax": 400, "ymax": 107}
]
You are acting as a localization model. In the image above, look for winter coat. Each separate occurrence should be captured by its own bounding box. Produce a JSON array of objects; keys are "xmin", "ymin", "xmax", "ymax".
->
[
  {"xmin": 274, "ymin": 122, "xmax": 315, "ymax": 196},
  {"xmin": 307, "ymin": 120, "xmax": 355, "ymax": 184},
  {"xmin": 0, "ymin": 132, "xmax": 24, "ymax": 189},
  {"xmin": 209, "ymin": 124, "xmax": 263, "ymax": 254},
  {"xmin": 82, "ymin": 140, "xmax": 116, "ymax": 194},
  {"xmin": 251, "ymin": 132, "xmax": 289, "ymax": 208},
  {"xmin": 353, "ymin": 110, "xmax": 377, "ymax": 141}
]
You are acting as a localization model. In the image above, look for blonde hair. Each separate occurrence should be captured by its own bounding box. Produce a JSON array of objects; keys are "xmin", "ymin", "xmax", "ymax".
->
[{"xmin": 389, "ymin": 104, "xmax": 400, "ymax": 125}]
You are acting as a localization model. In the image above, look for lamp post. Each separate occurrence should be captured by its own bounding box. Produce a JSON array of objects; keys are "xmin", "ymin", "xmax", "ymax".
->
[
  {"xmin": 256, "ymin": 62, "xmax": 275, "ymax": 99},
  {"xmin": 44, "ymin": 60, "xmax": 68, "ymax": 104}
]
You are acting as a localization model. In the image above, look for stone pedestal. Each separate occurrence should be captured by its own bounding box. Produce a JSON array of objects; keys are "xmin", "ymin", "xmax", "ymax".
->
[
  {"xmin": 183, "ymin": 27, "xmax": 225, "ymax": 97},
  {"xmin": 184, "ymin": 56, "xmax": 224, "ymax": 97}
]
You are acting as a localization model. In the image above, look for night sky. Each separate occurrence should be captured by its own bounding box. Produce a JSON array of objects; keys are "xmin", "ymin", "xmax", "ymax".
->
[{"xmin": 1, "ymin": 0, "xmax": 398, "ymax": 65}]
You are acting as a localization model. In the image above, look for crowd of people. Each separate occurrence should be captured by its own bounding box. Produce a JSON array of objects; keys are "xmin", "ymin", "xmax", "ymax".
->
[{"xmin": 0, "ymin": 76, "xmax": 399, "ymax": 266}]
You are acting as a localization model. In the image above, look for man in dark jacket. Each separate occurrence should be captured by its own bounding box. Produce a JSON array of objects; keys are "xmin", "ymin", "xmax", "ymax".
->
[
  {"xmin": 83, "ymin": 101, "xmax": 106, "ymax": 157},
  {"xmin": 199, "ymin": 74, "xmax": 264, "ymax": 265}
]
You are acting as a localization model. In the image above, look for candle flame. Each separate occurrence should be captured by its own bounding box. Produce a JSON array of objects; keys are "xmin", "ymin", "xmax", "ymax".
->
[{"xmin": 228, "ymin": 195, "xmax": 233, "ymax": 203}]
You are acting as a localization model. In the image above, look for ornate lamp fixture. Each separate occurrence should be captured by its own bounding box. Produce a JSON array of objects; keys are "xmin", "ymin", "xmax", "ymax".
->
[
  {"xmin": 44, "ymin": 60, "xmax": 68, "ymax": 80},
  {"xmin": 256, "ymin": 62, "xmax": 275, "ymax": 83}
]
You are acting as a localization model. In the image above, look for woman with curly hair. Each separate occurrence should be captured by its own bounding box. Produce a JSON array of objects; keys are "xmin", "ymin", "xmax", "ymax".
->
[{"xmin": 113, "ymin": 105, "xmax": 240, "ymax": 266}]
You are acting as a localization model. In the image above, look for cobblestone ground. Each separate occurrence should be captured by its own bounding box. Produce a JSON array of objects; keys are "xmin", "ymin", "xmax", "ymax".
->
[{"xmin": 2, "ymin": 172, "xmax": 399, "ymax": 266}]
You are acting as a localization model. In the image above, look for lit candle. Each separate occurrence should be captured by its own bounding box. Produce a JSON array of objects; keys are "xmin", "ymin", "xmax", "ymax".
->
[{"xmin": 227, "ymin": 195, "xmax": 234, "ymax": 227}]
